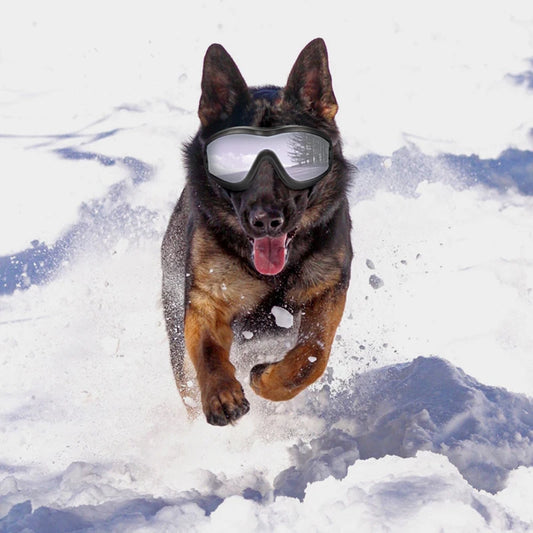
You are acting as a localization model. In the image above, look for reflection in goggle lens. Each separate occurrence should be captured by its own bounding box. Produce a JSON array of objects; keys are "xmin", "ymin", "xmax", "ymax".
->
[{"xmin": 205, "ymin": 128, "xmax": 331, "ymax": 189}]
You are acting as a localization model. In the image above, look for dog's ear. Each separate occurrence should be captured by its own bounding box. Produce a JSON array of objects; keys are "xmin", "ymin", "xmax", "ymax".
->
[
  {"xmin": 284, "ymin": 38, "xmax": 338, "ymax": 121},
  {"xmin": 198, "ymin": 44, "xmax": 250, "ymax": 127}
]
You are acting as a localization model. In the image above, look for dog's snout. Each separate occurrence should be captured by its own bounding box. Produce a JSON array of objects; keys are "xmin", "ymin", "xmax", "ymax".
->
[{"xmin": 249, "ymin": 208, "xmax": 285, "ymax": 235}]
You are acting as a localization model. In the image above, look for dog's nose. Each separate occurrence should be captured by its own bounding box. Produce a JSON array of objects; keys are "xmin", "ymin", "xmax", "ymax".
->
[{"xmin": 249, "ymin": 208, "xmax": 284, "ymax": 235}]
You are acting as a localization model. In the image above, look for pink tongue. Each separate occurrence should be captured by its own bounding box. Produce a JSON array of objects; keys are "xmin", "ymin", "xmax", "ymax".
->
[{"xmin": 253, "ymin": 235, "xmax": 287, "ymax": 275}]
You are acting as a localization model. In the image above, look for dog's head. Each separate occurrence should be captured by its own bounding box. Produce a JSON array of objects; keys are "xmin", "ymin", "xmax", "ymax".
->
[{"xmin": 185, "ymin": 38, "xmax": 351, "ymax": 276}]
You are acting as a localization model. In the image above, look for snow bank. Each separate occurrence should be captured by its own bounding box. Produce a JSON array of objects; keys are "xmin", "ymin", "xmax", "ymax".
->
[
  {"xmin": 2, "ymin": 453, "xmax": 529, "ymax": 532},
  {"xmin": 2, "ymin": 356, "xmax": 533, "ymax": 532}
]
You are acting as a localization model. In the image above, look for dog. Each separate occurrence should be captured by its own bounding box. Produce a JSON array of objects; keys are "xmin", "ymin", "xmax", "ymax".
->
[{"xmin": 162, "ymin": 38, "xmax": 353, "ymax": 426}]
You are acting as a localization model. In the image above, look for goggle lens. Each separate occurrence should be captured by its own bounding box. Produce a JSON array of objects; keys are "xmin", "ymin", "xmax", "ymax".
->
[{"xmin": 205, "ymin": 127, "xmax": 332, "ymax": 190}]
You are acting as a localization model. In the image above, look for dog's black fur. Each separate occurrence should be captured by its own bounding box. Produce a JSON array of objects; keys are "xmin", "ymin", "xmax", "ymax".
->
[{"xmin": 162, "ymin": 38, "xmax": 353, "ymax": 425}]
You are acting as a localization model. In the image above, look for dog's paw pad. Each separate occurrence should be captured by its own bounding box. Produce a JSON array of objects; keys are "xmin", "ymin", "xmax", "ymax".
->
[
  {"xmin": 249, "ymin": 362, "xmax": 273, "ymax": 393},
  {"xmin": 250, "ymin": 362, "xmax": 270, "ymax": 381}
]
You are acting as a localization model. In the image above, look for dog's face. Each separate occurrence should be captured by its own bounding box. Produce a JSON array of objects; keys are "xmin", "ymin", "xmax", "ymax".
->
[{"xmin": 187, "ymin": 39, "xmax": 348, "ymax": 276}]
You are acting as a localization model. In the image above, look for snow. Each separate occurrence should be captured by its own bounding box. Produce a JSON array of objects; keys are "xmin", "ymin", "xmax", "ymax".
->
[
  {"xmin": 271, "ymin": 306, "xmax": 294, "ymax": 329},
  {"xmin": 2, "ymin": 0, "xmax": 533, "ymax": 531}
]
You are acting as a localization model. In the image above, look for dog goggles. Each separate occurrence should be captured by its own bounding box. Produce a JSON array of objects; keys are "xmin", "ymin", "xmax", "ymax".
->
[{"xmin": 204, "ymin": 126, "xmax": 333, "ymax": 191}]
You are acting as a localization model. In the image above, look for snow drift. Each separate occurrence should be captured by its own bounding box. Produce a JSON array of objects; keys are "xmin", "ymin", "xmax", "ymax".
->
[{"xmin": 1, "ymin": 357, "xmax": 533, "ymax": 532}]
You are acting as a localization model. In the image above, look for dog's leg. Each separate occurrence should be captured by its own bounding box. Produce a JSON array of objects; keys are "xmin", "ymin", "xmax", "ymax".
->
[
  {"xmin": 250, "ymin": 287, "xmax": 347, "ymax": 401},
  {"xmin": 184, "ymin": 298, "xmax": 250, "ymax": 425}
]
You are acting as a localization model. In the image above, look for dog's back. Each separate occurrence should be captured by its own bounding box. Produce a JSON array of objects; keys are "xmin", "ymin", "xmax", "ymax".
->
[{"xmin": 161, "ymin": 186, "xmax": 197, "ymax": 407}]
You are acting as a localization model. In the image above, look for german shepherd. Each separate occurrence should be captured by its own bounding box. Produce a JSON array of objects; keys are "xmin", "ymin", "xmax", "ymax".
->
[{"xmin": 162, "ymin": 38, "xmax": 353, "ymax": 426}]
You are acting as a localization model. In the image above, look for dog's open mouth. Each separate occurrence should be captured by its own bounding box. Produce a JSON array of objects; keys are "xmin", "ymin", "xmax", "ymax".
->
[{"xmin": 251, "ymin": 230, "xmax": 296, "ymax": 276}]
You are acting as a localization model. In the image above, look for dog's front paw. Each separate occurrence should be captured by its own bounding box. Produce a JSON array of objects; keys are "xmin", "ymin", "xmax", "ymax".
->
[{"xmin": 202, "ymin": 378, "xmax": 250, "ymax": 426}]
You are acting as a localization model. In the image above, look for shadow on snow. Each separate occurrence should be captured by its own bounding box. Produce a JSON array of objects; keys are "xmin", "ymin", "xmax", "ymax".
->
[
  {"xmin": 0, "ymin": 142, "xmax": 157, "ymax": 296},
  {"xmin": 506, "ymin": 57, "xmax": 533, "ymax": 90}
]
